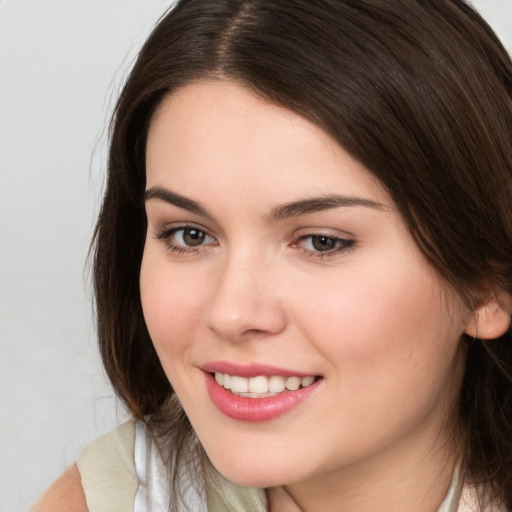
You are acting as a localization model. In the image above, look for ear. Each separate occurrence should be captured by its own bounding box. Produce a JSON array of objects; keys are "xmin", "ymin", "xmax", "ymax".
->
[{"xmin": 465, "ymin": 289, "xmax": 512, "ymax": 340}]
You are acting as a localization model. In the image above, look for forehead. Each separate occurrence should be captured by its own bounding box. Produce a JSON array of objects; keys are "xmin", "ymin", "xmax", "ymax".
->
[
  {"xmin": 145, "ymin": 79, "xmax": 390, "ymax": 208},
  {"xmin": 147, "ymin": 79, "xmax": 333, "ymax": 161}
]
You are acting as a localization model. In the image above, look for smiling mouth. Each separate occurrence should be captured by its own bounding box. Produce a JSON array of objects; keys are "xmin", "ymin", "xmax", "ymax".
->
[{"xmin": 213, "ymin": 372, "xmax": 319, "ymax": 398}]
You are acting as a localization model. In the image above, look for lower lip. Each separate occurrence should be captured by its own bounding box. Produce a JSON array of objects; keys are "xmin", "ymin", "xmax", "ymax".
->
[{"xmin": 204, "ymin": 372, "xmax": 321, "ymax": 422}]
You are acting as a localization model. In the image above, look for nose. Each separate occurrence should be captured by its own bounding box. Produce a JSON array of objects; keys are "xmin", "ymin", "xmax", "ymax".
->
[{"xmin": 205, "ymin": 249, "xmax": 287, "ymax": 342}]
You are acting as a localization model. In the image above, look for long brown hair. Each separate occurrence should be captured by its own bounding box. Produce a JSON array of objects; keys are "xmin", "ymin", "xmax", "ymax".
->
[{"xmin": 93, "ymin": 0, "xmax": 512, "ymax": 508}]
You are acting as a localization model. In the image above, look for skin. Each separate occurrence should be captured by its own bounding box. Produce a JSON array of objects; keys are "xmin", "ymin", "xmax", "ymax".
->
[
  {"xmin": 141, "ymin": 79, "xmax": 473, "ymax": 511},
  {"xmin": 33, "ymin": 464, "xmax": 88, "ymax": 512}
]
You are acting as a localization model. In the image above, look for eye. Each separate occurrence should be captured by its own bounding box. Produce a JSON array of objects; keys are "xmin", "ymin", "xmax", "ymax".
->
[
  {"xmin": 307, "ymin": 235, "xmax": 340, "ymax": 252},
  {"xmin": 295, "ymin": 234, "xmax": 355, "ymax": 257},
  {"xmin": 174, "ymin": 228, "xmax": 212, "ymax": 247},
  {"xmin": 156, "ymin": 226, "xmax": 217, "ymax": 253}
]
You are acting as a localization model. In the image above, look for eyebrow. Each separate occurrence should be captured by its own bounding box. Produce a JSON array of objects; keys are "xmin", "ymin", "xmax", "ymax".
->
[
  {"xmin": 144, "ymin": 186, "xmax": 387, "ymax": 220},
  {"xmin": 269, "ymin": 195, "xmax": 387, "ymax": 220},
  {"xmin": 145, "ymin": 187, "xmax": 210, "ymax": 217}
]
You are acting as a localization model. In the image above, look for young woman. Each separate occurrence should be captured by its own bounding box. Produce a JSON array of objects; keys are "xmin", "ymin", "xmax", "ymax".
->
[{"xmin": 35, "ymin": 0, "xmax": 512, "ymax": 510}]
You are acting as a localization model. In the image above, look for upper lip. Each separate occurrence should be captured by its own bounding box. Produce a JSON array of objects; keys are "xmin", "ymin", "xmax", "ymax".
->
[{"xmin": 201, "ymin": 360, "xmax": 318, "ymax": 378}]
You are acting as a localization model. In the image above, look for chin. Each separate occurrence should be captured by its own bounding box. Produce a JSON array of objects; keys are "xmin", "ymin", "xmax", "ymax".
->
[
  {"xmin": 217, "ymin": 470, "xmax": 283, "ymax": 489},
  {"xmin": 208, "ymin": 454, "xmax": 301, "ymax": 489}
]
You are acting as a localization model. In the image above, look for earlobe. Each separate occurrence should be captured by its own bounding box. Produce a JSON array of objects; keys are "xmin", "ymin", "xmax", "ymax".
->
[{"xmin": 465, "ymin": 290, "xmax": 512, "ymax": 340}]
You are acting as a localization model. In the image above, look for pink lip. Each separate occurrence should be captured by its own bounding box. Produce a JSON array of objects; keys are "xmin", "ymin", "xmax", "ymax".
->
[
  {"xmin": 201, "ymin": 360, "xmax": 315, "ymax": 378},
  {"xmin": 203, "ymin": 371, "xmax": 322, "ymax": 422}
]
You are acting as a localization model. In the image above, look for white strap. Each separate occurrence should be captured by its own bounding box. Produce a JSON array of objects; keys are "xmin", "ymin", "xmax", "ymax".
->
[{"xmin": 134, "ymin": 420, "xmax": 207, "ymax": 512}]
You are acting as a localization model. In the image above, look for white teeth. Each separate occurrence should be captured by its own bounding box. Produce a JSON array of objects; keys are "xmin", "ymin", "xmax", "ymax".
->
[
  {"xmin": 268, "ymin": 376, "xmax": 286, "ymax": 393},
  {"xmin": 301, "ymin": 376, "xmax": 315, "ymax": 387},
  {"xmin": 249, "ymin": 376, "xmax": 268, "ymax": 393},
  {"xmin": 214, "ymin": 372, "xmax": 316, "ymax": 396},
  {"xmin": 238, "ymin": 392, "xmax": 274, "ymax": 398},
  {"xmin": 285, "ymin": 376, "xmax": 301, "ymax": 391},
  {"xmin": 230, "ymin": 375, "xmax": 249, "ymax": 393}
]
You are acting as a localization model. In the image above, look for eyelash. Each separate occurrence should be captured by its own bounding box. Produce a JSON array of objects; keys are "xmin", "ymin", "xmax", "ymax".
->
[
  {"xmin": 294, "ymin": 234, "xmax": 356, "ymax": 259},
  {"xmin": 155, "ymin": 225, "xmax": 356, "ymax": 259},
  {"xmin": 156, "ymin": 225, "xmax": 217, "ymax": 255}
]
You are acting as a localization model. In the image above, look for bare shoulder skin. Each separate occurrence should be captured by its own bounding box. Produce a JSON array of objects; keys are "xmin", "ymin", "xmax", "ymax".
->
[{"xmin": 33, "ymin": 464, "xmax": 88, "ymax": 512}]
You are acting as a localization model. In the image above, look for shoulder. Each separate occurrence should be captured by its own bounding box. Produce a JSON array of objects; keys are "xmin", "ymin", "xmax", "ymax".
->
[
  {"xmin": 32, "ymin": 464, "xmax": 88, "ymax": 512},
  {"xmin": 77, "ymin": 419, "xmax": 136, "ymax": 476},
  {"xmin": 76, "ymin": 420, "xmax": 139, "ymax": 511},
  {"xmin": 33, "ymin": 420, "xmax": 139, "ymax": 512}
]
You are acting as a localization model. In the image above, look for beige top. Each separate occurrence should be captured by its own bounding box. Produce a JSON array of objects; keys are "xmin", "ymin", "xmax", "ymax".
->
[
  {"xmin": 76, "ymin": 421, "xmax": 139, "ymax": 512},
  {"xmin": 76, "ymin": 420, "xmax": 505, "ymax": 512}
]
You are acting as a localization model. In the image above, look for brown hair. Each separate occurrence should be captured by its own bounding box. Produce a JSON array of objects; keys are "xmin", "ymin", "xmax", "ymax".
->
[{"xmin": 93, "ymin": 0, "xmax": 512, "ymax": 508}]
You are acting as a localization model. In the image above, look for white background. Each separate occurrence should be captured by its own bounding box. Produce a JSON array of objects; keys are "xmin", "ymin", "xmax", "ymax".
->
[{"xmin": 0, "ymin": 1, "xmax": 510, "ymax": 510}]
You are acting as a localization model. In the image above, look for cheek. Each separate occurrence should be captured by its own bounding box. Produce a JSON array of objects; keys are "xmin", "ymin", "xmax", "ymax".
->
[
  {"xmin": 293, "ymin": 255, "xmax": 465, "ymax": 389},
  {"xmin": 286, "ymin": 261, "xmax": 467, "ymax": 456},
  {"xmin": 139, "ymin": 251, "xmax": 205, "ymax": 359}
]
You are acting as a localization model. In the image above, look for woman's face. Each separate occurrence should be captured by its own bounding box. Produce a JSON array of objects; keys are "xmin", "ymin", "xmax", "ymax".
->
[{"xmin": 141, "ymin": 80, "xmax": 469, "ymax": 491}]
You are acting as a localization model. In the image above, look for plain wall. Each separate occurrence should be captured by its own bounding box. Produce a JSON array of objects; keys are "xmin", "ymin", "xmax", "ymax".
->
[
  {"xmin": 0, "ymin": 1, "xmax": 174, "ymax": 509},
  {"xmin": 0, "ymin": 1, "xmax": 510, "ymax": 510}
]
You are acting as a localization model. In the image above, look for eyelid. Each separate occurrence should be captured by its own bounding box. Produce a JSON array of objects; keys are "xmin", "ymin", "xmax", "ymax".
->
[
  {"xmin": 293, "ymin": 225, "xmax": 355, "ymax": 238},
  {"xmin": 154, "ymin": 222, "xmax": 218, "ymax": 254},
  {"xmin": 152, "ymin": 221, "xmax": 356, "ymax": 259},
  {"xmin": 291, "ymin": 230, "xmax": 357, "ymax": 259}
]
